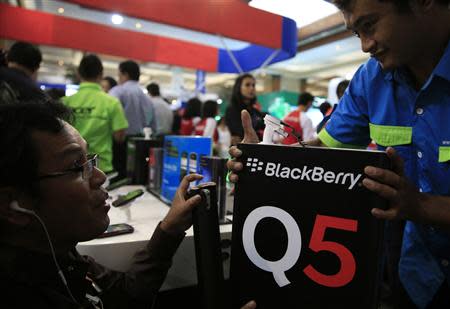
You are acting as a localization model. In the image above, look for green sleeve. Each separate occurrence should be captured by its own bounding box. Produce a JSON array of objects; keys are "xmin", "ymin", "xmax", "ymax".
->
[{"xmin": 110, "ymin": 98, "xmax": 129, "ymax": 132}]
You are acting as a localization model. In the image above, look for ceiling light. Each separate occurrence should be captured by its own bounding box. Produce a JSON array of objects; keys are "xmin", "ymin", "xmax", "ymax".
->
[
  {"xmin": 135, "ymin": 22, "xmax": 142, "ymax": 29},
  {"xmin": 57, "ymin": 7, "xmax": 64, "ymax": 14},
  {"xmin": 111, "ymin": 14, "xmax": 124, "ymax": 25},
  {"xmin": 217, "ymin": 99, "xmax": 223, "ymax": 104}
]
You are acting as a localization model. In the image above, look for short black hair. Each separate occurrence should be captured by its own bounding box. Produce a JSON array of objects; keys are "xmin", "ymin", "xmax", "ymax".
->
[
  {"xmin": 298, "ymin": 92, "xmax": 314, "ymax": 106},
  {"xmin": 102, "ymin": 76, "xmax": 117, "ymax": 89},
  {"xmin": 336, "ymin": 80, "xmax": 350, "ymax": 99},
  {"xmin": 119, "ymin": 60, "xmax": 140, "ymax": 81},
  {"xmin": 183, "ymin": 98, "xmax": 202, "ymax": 119},
  {"xmin": 7, "ymin": 41, "xmax": 42, "ymax": 72},
  {"xmin": 202, "ymin": 100, "xmax": 218, "ymax": 118},
  {"xmin": 78, "ymin": 54, "xmax": 103, "ymax": 80},
  {"xmin": 332, "ymin": 0, "xmax": 450, "ymax": 12},
  {"xmin": 319, "ymin": 101, "xmax": 332, "ymax": 116},
  {"xmin": 147, "ymin": 82, "xmax": 160, "ymax": 96},
  {"xmin": 0, "ymin": 100, "xmax": 71, "ymax": 194}
]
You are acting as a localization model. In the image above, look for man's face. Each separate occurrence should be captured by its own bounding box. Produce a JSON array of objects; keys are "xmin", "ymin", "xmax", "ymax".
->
[
  {"xmin": 31, "ymin": 123, "xmax": 110, "ymax": 244},
  {"xmin": 118, "ymin": 70, "xmax": 127, "ymax": 84},
  {"xmin": 240, "ymin": 77, "xmax": 256, "ymax": 100},
  {"xmin": 343, "ymin": 0, "xmax": 425, "ymax": 70}
]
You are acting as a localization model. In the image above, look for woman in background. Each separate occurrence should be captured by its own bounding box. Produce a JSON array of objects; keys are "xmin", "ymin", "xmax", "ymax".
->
[
  {"xmin": 225, "ymin": 74, "xmax": 264, "ymax": 145},
  {"xmin": 101, "ymin": 76, "xmax": 118, "ymax": 93},
  {"xmin": 194, "ymin": 100, "xmax": 218, "ymax": 141},
  {"xmin": 179, "ymin": 97, "xmax": 202, "ymax": 135}
]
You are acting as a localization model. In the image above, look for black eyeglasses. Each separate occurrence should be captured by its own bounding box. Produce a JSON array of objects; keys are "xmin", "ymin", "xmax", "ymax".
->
[{"xmin": 36, "ymin": 154, "xmax": 98, "ymax": 181}]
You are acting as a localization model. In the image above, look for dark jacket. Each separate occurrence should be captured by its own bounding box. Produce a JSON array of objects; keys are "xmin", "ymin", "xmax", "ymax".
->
[
  {"xmin": 0, "ymin": 224, "xmax": 184, "ymax": 308},
  {"xmin": 0, "ymin": 67, "xmax": 47, "ymax": 102}
]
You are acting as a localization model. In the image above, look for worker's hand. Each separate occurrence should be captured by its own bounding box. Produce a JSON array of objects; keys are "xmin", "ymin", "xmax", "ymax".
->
[
  {"xmin": 241, "ymin": 300, "xmax": 257, "ymax": 309},
  {"xmin": 161, "ymin": 174, "xmax": 203, "ymax": 235},
  {"xmin": 227, "ymin": 110, "xmax": 260, "ymax": 183},
  {"xmin": 363, "ymin": 147, "xmax": 426, "ymax": 221}
]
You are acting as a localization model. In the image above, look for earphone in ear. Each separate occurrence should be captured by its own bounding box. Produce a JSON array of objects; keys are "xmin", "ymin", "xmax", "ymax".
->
[{"xmin": 10, "ymin": 200, "xmax": 35, "ymax": 215}]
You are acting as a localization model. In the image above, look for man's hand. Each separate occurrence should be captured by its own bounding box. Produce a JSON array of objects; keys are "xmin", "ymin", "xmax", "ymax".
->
[
  {"xmin": 227, "ymin": 110, "xmax": 260, "ymax": 183},
  {"xmin": 362, "ymin": 147, "xmax": 426, "ymax": 221},
  {"xmin": 160, "ymin": 174, "xmax": 203, "ymax": 235},
  {"xmin": 241, "ymin": 300, "xmax": 256, "ymax": 309}
]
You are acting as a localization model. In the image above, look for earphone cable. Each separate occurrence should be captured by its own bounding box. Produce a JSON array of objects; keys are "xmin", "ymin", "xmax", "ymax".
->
[{"xmin": 31, "ymin": 212, "xmax": 78, "ymax": 304}]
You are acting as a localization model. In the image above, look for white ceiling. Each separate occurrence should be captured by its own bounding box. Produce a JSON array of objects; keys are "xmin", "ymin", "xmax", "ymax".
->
[{"xmin": 249, "ymin": 0, "xmax": 339, "ymax": 28}]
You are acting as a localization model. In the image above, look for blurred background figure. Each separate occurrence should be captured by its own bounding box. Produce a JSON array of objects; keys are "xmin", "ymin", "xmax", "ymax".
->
[
  {"xmin": 194, "ymin": 99, "xmax": 218, "ymax": 140},
  {"xmin": 101, "ymin": 76, "xmax": 118, "ymax": 93},
  {"xmin": 109, "ymin": 60, "xmax": 154, "ymax": 178},
  {"xmin": 45, "ymin": 88, "xmax": 65, "ymax": 101},
  {"xmin": 110, "ymin": 60, "xmax": 155, "ymax": 136},
  {"xmin": 62, "ymin": 54, "xmax": 128, "ymax": 173},
  {"xmin": 319, "ymin": 101, "xmax": 332, "ymax": 118},
  {"xmin": 317, "ymin": 79, "xmax": 350, "ymax": 133},
  {"xmin": 147, "ymin": 82, "xmax": 173, "ymax": 138},
  {"xmin": 225, "ymin": 73, "xmax": 265, "ymax": 145},
  {"xmin": 281, "ymin": 92, "xmax": 315, "ymax": 145},
  {"xmin": 336, "ymin": 79, "xmax": 350, "ymax": 101},
  {"xmin": 0, "ymin": 41, "xmax": 46, "ymax": 101},
  {"xmin": 217, "ymin": 117, "xmax": 231, "ymax": 158},
  {"xmin": 179, "ymin": 97, "xmax": 202, "ymax": 135}
]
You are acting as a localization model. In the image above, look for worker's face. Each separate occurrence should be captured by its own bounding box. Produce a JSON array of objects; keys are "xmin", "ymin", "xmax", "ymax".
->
[
  {"xmin": 240, "ymin": 77, "xmax": 256, "ymax": 100},
  {"xmin": 343, "ymin": 0, "xmax": 426, "ymax": 70}
]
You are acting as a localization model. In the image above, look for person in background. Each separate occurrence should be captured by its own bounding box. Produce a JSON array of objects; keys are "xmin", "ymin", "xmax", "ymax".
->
[
  {"xmin": 281, "ymin": 92, "xmax": 315, "ymax": 145},
  {"xmin": 45, "ymin": 88, "xmax": 65, "ymax": 101},
  {"xmin": 0, "ymin": 41, "xmax": 46, "ymax": 101},
  {"xmin": 225, "ymin": 73, "xmax": 265, "ymax": 145},
  {"xmin": 101, "ymin": 76, "xmax": 117, "ymax": 93},
  {"xmin": 217, "ymin": 117, "xmax": 231, "ymax": 158},
  {"xmin": 318, "ymin": 101, "xmax": 332, "ymax": 117},
  {"xmin": 109, "ymin": 60, "xmax": 155, "ymax": 178},
  {"xmin": 62, "ymin": 54, "xmax": 128, "ymax": 173},
  {"xmin": 194, "ymin": 100, "xmax": 218, "ymax": 141},
  {"xmin": 146, "ymin": 82, "xmax": 173, "ymax": 138},
  {"xmin": 229, "ymin": 0, "xmax": 450, "ymax": 307},
  {"xmin": 179, "ymin": 97, "xmax": 202, "ymax": 136},
  {"xmin": 316, "ymin": 79, "xmax": 350, "ymax": 133},
  {"xmin": 109, "ymin": 60, "xmax": 155, "ymax": 136},
  {"xmin": 336, "ymin": 79, "xmax": 350, "ymax": 101}
]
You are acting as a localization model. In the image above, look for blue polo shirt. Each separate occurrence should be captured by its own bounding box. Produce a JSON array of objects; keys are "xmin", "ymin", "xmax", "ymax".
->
[{"xmin": 318, "ymin": 40, "xmax": 450, "ymax": 308}]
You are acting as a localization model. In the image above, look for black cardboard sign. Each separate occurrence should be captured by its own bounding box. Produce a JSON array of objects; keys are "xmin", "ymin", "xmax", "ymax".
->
[{"xmin": 231, "ymin": 144, "xmax": 390, "ymax": 309}]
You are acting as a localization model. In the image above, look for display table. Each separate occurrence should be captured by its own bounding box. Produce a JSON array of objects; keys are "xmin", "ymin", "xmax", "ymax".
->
[{"xmin": 76, "ymin": 185, "xmax": 232, "ymax": 291}]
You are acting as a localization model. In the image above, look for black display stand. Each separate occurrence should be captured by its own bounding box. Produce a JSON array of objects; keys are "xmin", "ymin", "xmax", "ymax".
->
[
  {"xmin": 231, "ymin": 144, "xmax": 390, "ymax": 309},
  {"xmin": 127, "ymin": 138, "xmax": 162, "ymax": 185}
]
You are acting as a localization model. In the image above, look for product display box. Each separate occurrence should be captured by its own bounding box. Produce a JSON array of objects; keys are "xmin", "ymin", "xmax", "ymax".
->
[
  {"xmin": 231, "ymin": 143, "xmax": 390, "ymax": 309},
  {"xmin": 161, "ymin": 136, "xmax": 212, "ymax": 202}
]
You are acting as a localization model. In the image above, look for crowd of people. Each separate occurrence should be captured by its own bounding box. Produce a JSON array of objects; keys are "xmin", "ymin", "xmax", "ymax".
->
[{"xmin": 3, "ymin": 0, "xmax": 448, "ymax": 307}]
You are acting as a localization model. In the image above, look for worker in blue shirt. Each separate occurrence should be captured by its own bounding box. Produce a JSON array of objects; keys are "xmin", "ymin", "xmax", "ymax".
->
[{"xmin": 228, "ymin": 0, "xmax": 450, "ymax": 308}]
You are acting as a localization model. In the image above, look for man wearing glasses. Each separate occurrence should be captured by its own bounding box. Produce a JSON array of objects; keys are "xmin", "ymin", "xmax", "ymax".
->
[{"xmin": 0, "ymin": 101, "xmax": 255, "ymax": 309}]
